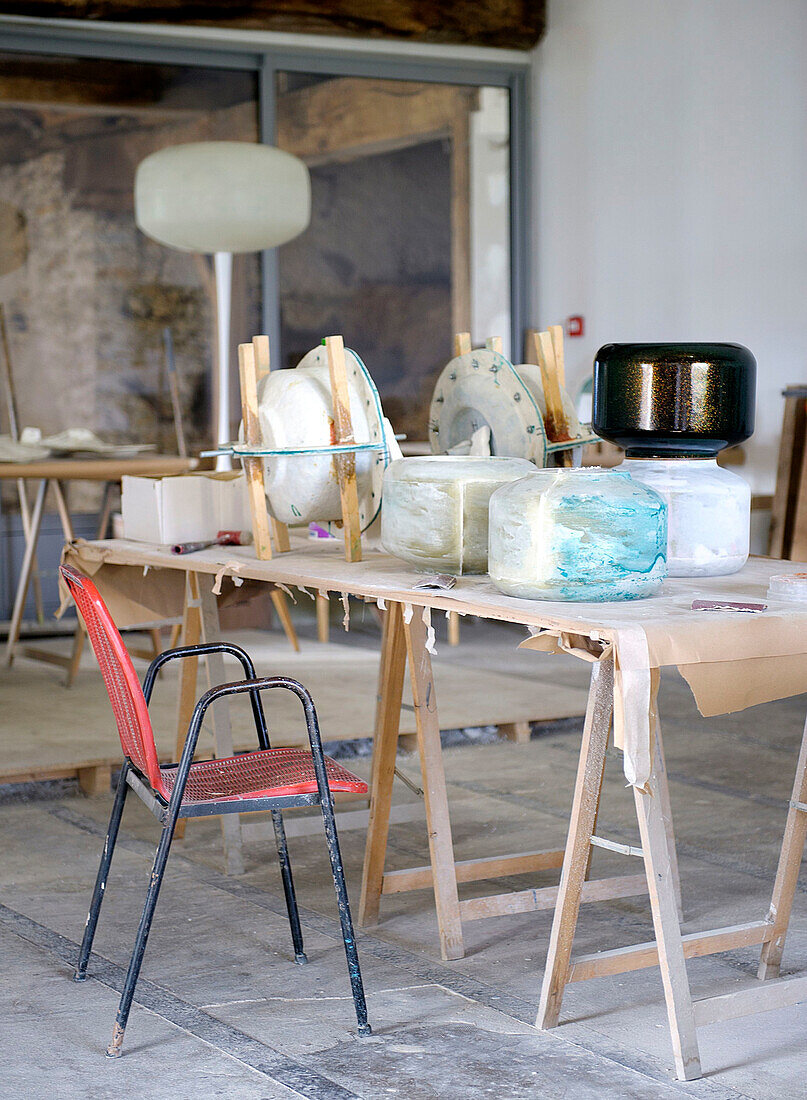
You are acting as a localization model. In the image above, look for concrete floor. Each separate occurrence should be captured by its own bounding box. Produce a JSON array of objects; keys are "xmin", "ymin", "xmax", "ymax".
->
[{"xmin": 1, "ymin": 611, "xmax": 806, "ymax": 1098}]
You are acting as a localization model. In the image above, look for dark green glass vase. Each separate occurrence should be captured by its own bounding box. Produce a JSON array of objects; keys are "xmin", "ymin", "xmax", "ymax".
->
[{"xmin": 592, "ymin": 343, "xmax": 756, "ymax": 458}]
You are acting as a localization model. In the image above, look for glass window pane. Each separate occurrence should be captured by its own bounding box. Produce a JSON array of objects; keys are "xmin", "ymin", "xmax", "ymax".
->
[{"xmin": 276, "ymin": 74, "xmax": 511, "ymax": 444}]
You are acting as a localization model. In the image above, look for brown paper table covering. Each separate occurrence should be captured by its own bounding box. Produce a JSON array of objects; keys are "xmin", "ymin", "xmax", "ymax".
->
[{"xmin": 62, "ymin": 539, "xmax": 807, "ymax": 789}]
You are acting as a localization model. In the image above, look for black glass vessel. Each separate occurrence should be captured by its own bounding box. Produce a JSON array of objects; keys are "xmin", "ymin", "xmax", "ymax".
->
[{"xmin": 592, "ymin": 343, "xmax": 756, "ymax": 458}]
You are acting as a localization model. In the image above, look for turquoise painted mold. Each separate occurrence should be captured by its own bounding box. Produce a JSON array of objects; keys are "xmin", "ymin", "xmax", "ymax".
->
[{"xmin": 488, "ymin": 469, "xmax": 668, "ymax": 602}]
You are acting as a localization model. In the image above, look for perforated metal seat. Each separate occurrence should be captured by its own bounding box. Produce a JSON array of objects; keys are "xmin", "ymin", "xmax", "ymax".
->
[
  {"xmin": 60, "ymin": 563, "xmax": 371, "ymax": 1058},
  {"xmin": 160, "ymin": 747, "xmax": 367, "ymax": 804}
]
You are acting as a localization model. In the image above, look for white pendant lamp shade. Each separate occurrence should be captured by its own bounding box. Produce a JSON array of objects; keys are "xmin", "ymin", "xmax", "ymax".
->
[{"xmin": 134, "ymin": 141, "xmax": 311, "ymax": 254}]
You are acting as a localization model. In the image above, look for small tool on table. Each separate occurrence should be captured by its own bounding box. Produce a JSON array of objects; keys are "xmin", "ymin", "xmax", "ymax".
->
[{"xmin": 171, "ymin": 530, "xmax": 253, "ymax": 555}]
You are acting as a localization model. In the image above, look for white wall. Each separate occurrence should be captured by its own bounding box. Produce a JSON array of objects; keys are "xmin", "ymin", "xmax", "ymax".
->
[{"xmin": 532, "ymin": 0, "xmax": 807, "ymax": 491}]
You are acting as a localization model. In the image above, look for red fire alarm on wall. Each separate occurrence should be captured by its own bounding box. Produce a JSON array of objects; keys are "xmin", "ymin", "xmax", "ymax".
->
[{"xmin": 566, "ymin": 315, "xmax": 584, "ymax": 338}]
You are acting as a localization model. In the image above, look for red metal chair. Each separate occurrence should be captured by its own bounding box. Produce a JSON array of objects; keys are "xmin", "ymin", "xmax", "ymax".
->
[{"xmin": 60, "ymin": 563, "xmax": 371, "ymax": 1056}]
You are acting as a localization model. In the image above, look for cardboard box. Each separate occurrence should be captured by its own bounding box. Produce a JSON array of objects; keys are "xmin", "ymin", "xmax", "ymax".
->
[{"xmin": 122, "ymin": 472, "xmax": 250, "ymax": 545}]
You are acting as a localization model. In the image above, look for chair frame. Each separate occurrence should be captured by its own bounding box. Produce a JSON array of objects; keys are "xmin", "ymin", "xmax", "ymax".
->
[{"xmin": 63, "ymin": 573, "xmax": 371, "ymax": 1057}]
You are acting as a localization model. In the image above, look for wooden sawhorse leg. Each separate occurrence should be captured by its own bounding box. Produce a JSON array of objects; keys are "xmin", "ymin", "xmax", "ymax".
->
[
  {"xmin": 537, "ymin": 657, "xmax": 700, "ymax": 1079},
  {"xmin": 173, "ymin": 571, "xmax": 244, "ymax": 875},
  {"xmin": 759, "ymin": 707, "xmax": 807, "ymax": 978},
  {"xmin": 537, "ymin": 671, "xmax": 807, "ymax": 1081},
  {"xmin": 359, "ymin": 602, "xmax": 407, "ymax": 926},
  {"xmin": 403, "ymin": 608, "xmax": 464, "ymax": 960},
  {"xmin": 359, "ymin": 601, "xmax": 463, "ymax": 958}
]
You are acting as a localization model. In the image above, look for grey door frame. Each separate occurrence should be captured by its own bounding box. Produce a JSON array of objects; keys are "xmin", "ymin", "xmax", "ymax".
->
[{"xmin": 0, "ymin": 18, "xmax": 532, "ymax": 362}]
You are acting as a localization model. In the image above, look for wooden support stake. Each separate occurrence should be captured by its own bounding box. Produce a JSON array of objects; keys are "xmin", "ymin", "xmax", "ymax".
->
[
  {"xmin": 486, "ymin": 336, "xmax": 503, "ymax": 354},
  {"xmin": 454, "ymin": 331, "xmax": 472, "ymax": 357},
  {"xmin": 251, "ymin": 334, "xmax": 291, "ymax": 553},
  {"xmin": 325, "ymin": 334, "xmax": 362, "ymax": 562},
  {"xmin": 549, "ymin": 324, "xmax": 566, "ymax": 388},
  {"xmin": 238, "ymin": 342, "xmax": 273, "ymax": 561},
  {"xmin": 533, "ymin": 329, "xmax": 572, "ymax": 445}
]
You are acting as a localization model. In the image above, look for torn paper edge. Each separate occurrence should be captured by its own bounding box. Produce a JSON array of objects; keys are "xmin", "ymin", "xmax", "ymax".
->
[{"xmin": 422, "ymin": 606, "xmax": 436, "ymax": 654}]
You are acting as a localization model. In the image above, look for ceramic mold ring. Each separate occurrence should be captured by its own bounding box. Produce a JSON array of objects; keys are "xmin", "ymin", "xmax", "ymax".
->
[
  {"xmin": 255, "ymin": 345, "xmax": 389, "ymax": 530},
  {"xmin": 429, "ymin": 349, "xmax": 579, "ymax": 463}
]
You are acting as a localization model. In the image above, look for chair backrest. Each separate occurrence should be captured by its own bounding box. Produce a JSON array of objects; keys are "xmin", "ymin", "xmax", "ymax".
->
[{"xmin": 60, "ymin": 564, "xmax": 163, "ymax": 791}]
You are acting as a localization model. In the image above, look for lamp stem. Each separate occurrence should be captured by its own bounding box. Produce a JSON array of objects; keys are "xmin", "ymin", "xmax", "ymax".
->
[{"xmin": 214, "ymin": 250, "xmax": 233, "ymax": 470}]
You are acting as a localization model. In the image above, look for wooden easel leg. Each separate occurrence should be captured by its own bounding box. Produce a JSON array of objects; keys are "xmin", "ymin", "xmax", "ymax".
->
[
  {"xmin": 634, "ymin": 774, "xmax": 701, "ymax": 1080},
  {"xmin": 359, "ymin": 602, "xmax": 407, "ymax": 927},
  {"xmin": 5, "ymin": 478, "xmax": 47, "ymax": 667},
  {"xmin": 316, "ymin": 592, "xmax": 330, "ymax": 644},
  {"xmin": 652, "ymin": 676, "xmax": 683, "ymax": 921},
  {"xmin": 404, "ymin": 610, "xmax": 464, "ymax": 961},
  {"xmin": 269, "ymin": 589, "xmax": 299, "ymax": 652},
  {"xmin": 537, "ymin": 656, "xmax": 614, "ymax": 1028},
  {"xmin": 758, "ymin": 709, "xmax": 807, "ymax": 979}
]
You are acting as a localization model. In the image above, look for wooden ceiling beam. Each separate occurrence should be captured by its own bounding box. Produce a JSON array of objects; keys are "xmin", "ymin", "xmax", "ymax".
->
[{"xmin": 0, "ymin": 1, "xmax": 546, "ymax": 50}]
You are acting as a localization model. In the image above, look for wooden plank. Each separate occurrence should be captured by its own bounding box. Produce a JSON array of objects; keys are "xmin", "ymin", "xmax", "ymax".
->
[
  {"xmin": 569, "ymin": 921, "xmax": 774, "ymax": 983},
  {"xmin": 460, "ymin": 873, "xmax": 647, "ymax": 921},
  {"xmin": 486, "ymin": 336, "xmax": 503, "ymax": 354},
  {"xmin": 758, "ymin": 706, "xmax": 807, "ymax": 979},
  {"xmin": 252, "ymin": 334, "xmax": 291, "ymax": 553},
  {"xmin": 0, "ymin": 456, "xmax": 197, "ymax": 481},
  {"xmin": 536, "ymin": 657, "xmax": 614, "ymax": 1029},
  {"xmin": 359, "ymin": 602, "xmax": 407, "ymax": 927},
  {"xmin": 238, "ymin": 341, "xmax": 273, "ymax": 561},
  {"xmin": 325, "ymin": 334, "xmax": 362, "ymax": 562},
  {"xmin": 634, "ymin": 769, "xmax": 701, "ymax": 1080},
  {"xmin": 381, "ymin": 848, "xmax": 565, "ymax": 895},
  {"xmin": 694, "ymin": 974, "xmax": 807, "ymax": 1028},
  {"xmin": 404, "ymin": 609, "xmax": 464, "ymax": 960}
]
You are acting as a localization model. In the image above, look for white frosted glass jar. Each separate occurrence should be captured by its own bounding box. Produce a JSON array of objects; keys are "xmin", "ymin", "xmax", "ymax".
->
[
  {"xmin": 622, "ymin": 459, "xmax": 749, "ymax": 577},
  {"xmin": 488, "ymin": 468, "xmax": 667, "ymax": 601},
  {"xmin": 381, "ymin": 455, "xmax": 534, "ymax": 574}
]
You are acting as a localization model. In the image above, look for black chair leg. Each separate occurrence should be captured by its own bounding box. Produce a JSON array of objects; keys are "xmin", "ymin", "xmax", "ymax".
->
[
  {"xmin": 270, "ymin": 809, "xmax": 307, "ymax": 964},
  {"xmin": 75, "ymin": 765, "xmax": 129, "ymax": 981},
  {"xmin": 319, "ymin": 797, "xmax": 371, "ymax": 1036},
  {"xmin": 107, "ymin": 820, "xmax": 176, "ymax": 1057}
]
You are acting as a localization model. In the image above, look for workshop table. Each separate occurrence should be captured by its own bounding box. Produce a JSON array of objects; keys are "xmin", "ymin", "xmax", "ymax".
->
[
  {"xmin": 2, "ymin": 454, "xmax": 197, "ymax": 676},
  {"xmin": 63, "ymin": 537, "xmax": 807, "ymax": 1081}
]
